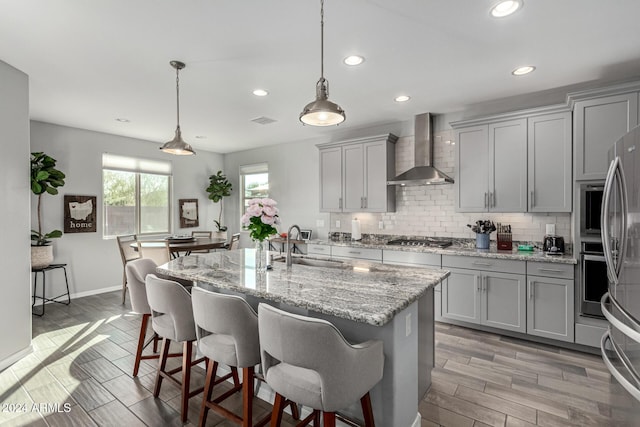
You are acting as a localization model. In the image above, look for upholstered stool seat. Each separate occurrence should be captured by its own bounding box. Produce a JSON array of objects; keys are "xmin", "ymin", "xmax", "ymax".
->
[{"xmin": 258, "ymin": 303, "xmax": 384, "ymax": 427}]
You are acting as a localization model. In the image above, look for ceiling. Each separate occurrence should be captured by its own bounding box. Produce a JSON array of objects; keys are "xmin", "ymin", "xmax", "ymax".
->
[{"xmin": 2, "ymin": 0, "xmax": 640, "ymax": 154}]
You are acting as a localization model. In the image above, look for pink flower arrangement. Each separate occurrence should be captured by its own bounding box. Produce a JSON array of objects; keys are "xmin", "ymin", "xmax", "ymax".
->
[{"xmin": 241, "ymin": 198, "xmax": 281, "ymax": 241}]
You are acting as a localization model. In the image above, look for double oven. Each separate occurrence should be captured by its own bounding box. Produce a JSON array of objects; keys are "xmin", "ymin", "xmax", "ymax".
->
[{"xmin": 579, "ymin": 183, "xmax": 608, "ymax": 318}]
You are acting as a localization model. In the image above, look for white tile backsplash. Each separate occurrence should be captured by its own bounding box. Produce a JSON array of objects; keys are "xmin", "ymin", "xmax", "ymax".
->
[{"xmin": 330, "ymin": 130, "xmax": 571, "ymax": 243}]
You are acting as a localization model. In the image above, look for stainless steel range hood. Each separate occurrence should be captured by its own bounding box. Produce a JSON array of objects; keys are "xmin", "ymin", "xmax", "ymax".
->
[{"xmin": 387, "ymin": 113, "xmax": 454, "ymax": 186}]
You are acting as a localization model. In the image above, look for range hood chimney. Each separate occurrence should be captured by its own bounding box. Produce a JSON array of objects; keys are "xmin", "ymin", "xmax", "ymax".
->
[{"xmin": 387, "ymin": 113, "xmax": 454, "ymax": 186}]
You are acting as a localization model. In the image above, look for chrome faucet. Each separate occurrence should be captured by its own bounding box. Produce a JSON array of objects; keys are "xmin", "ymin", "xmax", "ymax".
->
[{"xmin": 286, "ymin": 225, "xmax": 302, "ymax": 267}]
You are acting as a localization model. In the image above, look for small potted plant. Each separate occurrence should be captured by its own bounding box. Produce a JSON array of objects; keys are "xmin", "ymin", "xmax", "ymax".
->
[
  {"xmin": 206, "ymin": 170, "xmax": 232, "ymax": 238},
  {"xmin": 31, "ymin": 152, "xmax": 66, "ymax": 268}
]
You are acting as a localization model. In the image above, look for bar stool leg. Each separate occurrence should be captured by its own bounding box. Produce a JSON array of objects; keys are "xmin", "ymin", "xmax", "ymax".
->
[
  {"xmin": 61, "ymin": 266, "xmax": 71, "ymax": 304},
  {"xmin": 270, "ymin": 393, "xmax": 286, "ymax": 426},
  {"xmin": 133, "ymin": 313, "xmax": 150, "ymax": 377},
  {"xmin": 361, "ymin": 392, "xmax": 375, "ymax": 427},
  {"xmin": 322, "ymin": 412, "xmax": 336, "ymax": 427},
  {"xmin": 242, "ymin": 366, "xmax": 254, "ymax": 427},
  {"xmin": 181, "ymin": 341, "xmax": 193, "ymax": 422},
  {"xmin": 154, "ymin": 338, "xmax": 171, "ymax": 397}
]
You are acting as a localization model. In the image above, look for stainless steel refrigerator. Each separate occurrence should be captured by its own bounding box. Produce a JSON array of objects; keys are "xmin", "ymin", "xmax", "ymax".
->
[{"xmin": 601, "ymin": 124, "xmax": 640, "ymax": 414}]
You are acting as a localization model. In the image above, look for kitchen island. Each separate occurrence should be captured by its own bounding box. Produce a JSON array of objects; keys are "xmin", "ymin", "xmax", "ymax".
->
[{"xmin": 157, "ymin": 249, "xmax": 450, "ymax": 427}]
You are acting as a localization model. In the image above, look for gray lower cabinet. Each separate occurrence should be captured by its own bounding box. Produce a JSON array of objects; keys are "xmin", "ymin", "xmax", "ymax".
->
[
  {"xmin": 527, "ymin": 275, "xmax": 574, "ymax": 343},
  {"xmin": 441, "ymin": 256, "xmax": 527, "ymax": 333}
]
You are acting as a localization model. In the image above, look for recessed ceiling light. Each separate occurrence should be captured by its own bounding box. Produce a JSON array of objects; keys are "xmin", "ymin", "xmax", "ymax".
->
[
  {"xmin": 394, "ymin": 95, "xmax": 411, "ymax": 103},
  {"xmin": 344, "ymin": 55, "xmax": 365, "ymax": 66},
  {"xmin": 490, "ymin": 0, "xmax": 523, "ymax": 17},
  {"xmin": 252, "ymin": 89, "xmax": 269, "ymax": 97},
  {"xmin": 194, "ymin": 135, "xmax": 207, "ymax": 139},
  {"xmin": 115, "ymin": 118, "xmax": 130, "ymax": 123},
  {"xmin": 512, "ymin": 65, "xmax": 536, "ymax": 76}
]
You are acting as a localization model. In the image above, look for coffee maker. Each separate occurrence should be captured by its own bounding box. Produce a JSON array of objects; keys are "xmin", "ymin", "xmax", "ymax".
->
[{"xmin": 543, "ymin": 223, "xmax": 565, "ymax": 255}]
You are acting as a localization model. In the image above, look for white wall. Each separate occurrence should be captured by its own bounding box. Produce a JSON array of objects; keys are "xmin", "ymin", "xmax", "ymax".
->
[
  {"xmin": 30, "ymin": 121, "xmax": 224, "ymax": 298},
  {"xmin": 0, "ymin": 60, "xmax": 32, "ymax": 368}
]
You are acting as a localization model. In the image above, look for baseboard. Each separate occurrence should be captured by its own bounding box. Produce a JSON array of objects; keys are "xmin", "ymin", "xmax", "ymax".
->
[
  {"xmin": 412, "ymin": 412, "xmax": 421, "ymax": 427},
  {"xmin": 0, "ymin": 344, "xmax": 33, "ymax": 372},
  {"xmin": 32, "ymin": 285, "xmax": 121, "ymax": 306}
]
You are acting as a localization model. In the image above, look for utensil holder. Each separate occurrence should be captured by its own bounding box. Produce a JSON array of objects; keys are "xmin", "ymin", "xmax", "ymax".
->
[
  {"xmin": 497, "ymin": 232, "xmax": 512, "ymax": 250},
  {"xmin": 476, "ymin": 233, "xmax": 490, "ymax": 249}
]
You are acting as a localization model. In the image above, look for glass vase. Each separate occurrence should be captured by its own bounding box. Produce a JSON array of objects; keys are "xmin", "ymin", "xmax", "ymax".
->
[{"xmin": 254, "ymin": 239, "xmax": 268, "ymax": 273}]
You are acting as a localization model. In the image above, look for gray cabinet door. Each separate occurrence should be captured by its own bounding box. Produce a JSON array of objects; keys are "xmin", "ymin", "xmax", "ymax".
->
[
  {"xmin": 441, "ymin": 269, "xmax": 481, "ymax": 324},
  {"xmin": 363, "ymin": 140, "xmax": 389, "ymax": 212},
  {"xmin": 481, "ymin": 272, "xmax": 526, "ymax": 333},
  {"xmin": 528, "ymin": 112, "xmax": 572, "ymax": 212},
  {"xmin": 574, "ymin": 92, "xmax": 639, "ymax": 181},
  {"xmin": 342, "ymin": 143, "xmax": 364, "ymax": 212},
  {"xmin": 527, "ymin": 276, "xmax": 574, "ymax": 342},
  {"xmin": 489, "ymin": 119, "xmax": 527, "ymax": 212},
  {"xmin": 456, "ymin": 125, "xmax": 489, "ymax": 212},
  {"xmin": 319, "ymin": 147, "xmax": 342, "ymax": 212}
]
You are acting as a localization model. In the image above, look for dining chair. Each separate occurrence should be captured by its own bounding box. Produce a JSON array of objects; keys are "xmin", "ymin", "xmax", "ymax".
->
[
  {"xmin": 145, "ymin": 274, "xmax": 204, "ymax": 423},
  {"xmin": 258, "ymin": 303, "xmax": 384, "ymax": 427},
  {"xmin": 116, "ymin": 234, "xmax": 140, "ymax": 304},
  {"xmin": 191, "ymin": 230, "xmax": 212, "ymax": 254},
  {"xmin": 137, "ymin": 240, "xmax": 171, "ymax": 266},
  {"xmin": 228, "ymin": 233, "xmax": 241, "ymax": 250}
]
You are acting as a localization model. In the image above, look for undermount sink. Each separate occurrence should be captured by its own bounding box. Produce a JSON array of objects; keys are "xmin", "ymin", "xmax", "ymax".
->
[{"xmin": 274, "ymin": 257, "xmax": 348, "ymax": 269}]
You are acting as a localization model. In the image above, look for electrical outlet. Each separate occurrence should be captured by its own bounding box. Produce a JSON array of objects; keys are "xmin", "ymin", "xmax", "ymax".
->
[
  {"xmin": 335, "ymin": 220, "xmax": 341, "ymax": 228},
  {"xmin": 378, "ymin": 221, "xmax": 384, "ymax": 230},
  {"xmin": 405, "ymin": 313, "xmax": 412, "ymax": 337},
  {"xmin": 316, "ymin": 219, "xmax": 325, "ymax": 227}
]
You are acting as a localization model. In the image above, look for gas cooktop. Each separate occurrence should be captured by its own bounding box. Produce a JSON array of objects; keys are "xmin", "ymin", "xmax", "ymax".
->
[{"xmin": 386, "ymin": 238, "xmax": 453, "ymax": 249}]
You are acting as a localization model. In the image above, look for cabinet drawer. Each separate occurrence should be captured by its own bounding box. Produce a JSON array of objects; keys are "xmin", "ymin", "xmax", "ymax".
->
[
  {"xmin": 331, "ymin": 246, "xmax": 382, "ymax": 261},
  {"xmin": 442, "ymin": 255, "xmax": 525, "ymax": 274},
  {"xmin": 383, "ymin": 250, "xmax": 441, "ymax": 267},
  {"xmin": 306, "ymin": 244, "xmax": 331, "ymax": 256},
  {"xmin": 527, "ymin": 262, "xmax": 574, "ymax": 279}
]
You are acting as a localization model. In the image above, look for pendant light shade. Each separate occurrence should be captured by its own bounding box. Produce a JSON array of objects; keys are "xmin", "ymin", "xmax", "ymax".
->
[
  {"xmin": 160, "ymin": 60, "xmax": 195, "ymax": 155},
  {"xmin": 299, "ymin": 0, "xmax": 345, "ymax": 126}
]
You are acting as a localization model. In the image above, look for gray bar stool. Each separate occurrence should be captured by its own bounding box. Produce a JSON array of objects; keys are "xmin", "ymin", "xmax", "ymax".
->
[
  {"xmin": 125, "ymin": 259, "xmax": 181, "ymax": 376},
  {"xmin": 258, "ymin": 303, "xmax": 384, "ymax": 427},
  {"xmin": 145, "ymin": 274, "xmax": 204, "ymax": 423}
]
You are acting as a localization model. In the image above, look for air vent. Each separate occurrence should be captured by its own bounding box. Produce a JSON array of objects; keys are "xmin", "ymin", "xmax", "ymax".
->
[{"xmin": 250, "ymin": 116, "xmax": 277, "ymax": 125}]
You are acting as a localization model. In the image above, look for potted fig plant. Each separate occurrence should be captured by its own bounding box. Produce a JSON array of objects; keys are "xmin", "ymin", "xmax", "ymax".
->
[
  {"xmin": 205, "ymin": 170, "xmax": 232, "ymax": 238},
  {"xmin": 31, "ymin": 152, "xmax": 66, "ymax": 268}
]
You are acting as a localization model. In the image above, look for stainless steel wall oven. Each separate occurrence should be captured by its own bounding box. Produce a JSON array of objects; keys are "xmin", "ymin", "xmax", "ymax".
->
[
  {"xmin": 580, "ymin": 183, "xmax": 604, "ymax": 237},
  {"xmin": 580, "ymin": 242, "xmax": 608, "ymax": 318}
]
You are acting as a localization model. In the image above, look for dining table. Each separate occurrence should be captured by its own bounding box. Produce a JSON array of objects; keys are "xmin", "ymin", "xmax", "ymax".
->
[{"xmin": 133, "ymin": 237, "xmax": 228, "ymax": 258}]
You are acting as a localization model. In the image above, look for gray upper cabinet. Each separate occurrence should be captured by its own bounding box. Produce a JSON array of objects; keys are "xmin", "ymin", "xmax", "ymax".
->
[
  {"xmin": 318, "ymin": 134, "xmax": 397, "ymax": 213},
  {"xmin": 573, "ymin": 92, "xmax": 639, "ymax": 181},
  {"xmin": 455, "ymin": 119, "xmax": 527, "ymax": 212},
  {"xmin": 319, "ymin": 146, "xmax": 343, "ymax": 211},
  {"xmin": 528, "ymin": 112, "xmax": 572, "ymax": 212},
  {"xmin": 455, "ymin": 125, "xmax": 488, "ymax": 212}
]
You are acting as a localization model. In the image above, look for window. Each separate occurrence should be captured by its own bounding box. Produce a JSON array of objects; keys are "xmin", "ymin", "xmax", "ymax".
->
[
  {"xmin": 102, "ymin": 154, "xmax": 172, "ymax": 238},
  {"xmin": 240, "ymin": 162, "xmax": 269, "ymax": 215}
]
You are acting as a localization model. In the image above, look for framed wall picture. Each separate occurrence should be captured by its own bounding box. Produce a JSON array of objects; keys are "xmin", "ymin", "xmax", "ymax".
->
[
  {"xmin": 179, "ymin": 198, "xmax": 199, "ymax": 228},
  {"xmin": 64, "ymin": 195, "xmax": 97, "ymax": 233}
]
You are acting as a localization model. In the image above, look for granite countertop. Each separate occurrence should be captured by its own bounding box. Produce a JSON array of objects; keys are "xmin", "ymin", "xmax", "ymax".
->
[
  {"xmin": 157, "ymin": 249, "xmax": 450, "ymax": 327},
  {"xmin": 308, "ymin": 239, "xmax": 578, "ymax": 265}
]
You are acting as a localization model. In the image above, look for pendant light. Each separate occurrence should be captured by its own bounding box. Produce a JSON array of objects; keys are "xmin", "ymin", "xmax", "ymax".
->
[
  {"xmin": 299, "ymin": 0, "xmax": 346, "ymax": 126},
  {"xmin": 160, "ymin": 60, "xmax": 195, "ymax": 155}
]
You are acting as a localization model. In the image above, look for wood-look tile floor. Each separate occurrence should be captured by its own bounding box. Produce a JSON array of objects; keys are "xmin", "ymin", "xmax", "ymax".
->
[{"xmin": 0, "ymin": 291, "xmax": 637, "ymax": 426}]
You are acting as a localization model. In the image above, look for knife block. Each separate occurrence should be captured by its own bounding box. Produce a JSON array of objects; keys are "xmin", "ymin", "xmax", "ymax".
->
[{"xmin": 497, "ymin": 232, "xmax": 512, "ymax": 250}]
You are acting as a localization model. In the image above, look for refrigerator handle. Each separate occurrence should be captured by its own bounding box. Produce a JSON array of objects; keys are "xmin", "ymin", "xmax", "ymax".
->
[
  {"xmin": 601, "ymin": 292, "xmax": 640, "ymax": 343},
  {"xmin": 601, "ymin": 331, "xmax": 640, "ymax": 402},
  {"xmin": 602, "ymin": 157, "xmax": 619, "ymax": 284},
  {"xmin": 615, "ymin": 159, "xmax": 629, "ymax": 280}
]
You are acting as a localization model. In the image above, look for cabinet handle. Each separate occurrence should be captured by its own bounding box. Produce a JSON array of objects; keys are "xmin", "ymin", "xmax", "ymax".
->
[
  {"xmin": 348, "ymin": 251, "xmax": 361, "ymax": 255},
  {"xmin": 489, "ymin": 192, "xmax": 494, "ymax": 208},
  {"xmin": 484, "ymin": 192, "xmax": 488, "ymax": 208},
  {"xmin": 339, "ymin": 198, "xmax": 342, "ymax": 209},
  {"xmin": 364, "ymin": 197, "xmax": 367, "ymax": 208},
  {"xmin": 530, "ymin": 190, "xmax": 535, "ymax": 207},
  {"xmin": 538, "ymin": 268, "xmax": 564, "ymax": 274},
  {"xmin": 528, "ymin": 281, "xmax": 534, "ymax": 300},
  {"xmin": 475, "ymin": 275, "xmax": 480, "ymax": 291},
  {"xmin": 472, "ymin": 261, "xmax": 492, "ymax": 266},
  {"xmin": 483, "ymin": 276, "xmax": 487, "ymax": 292}
]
